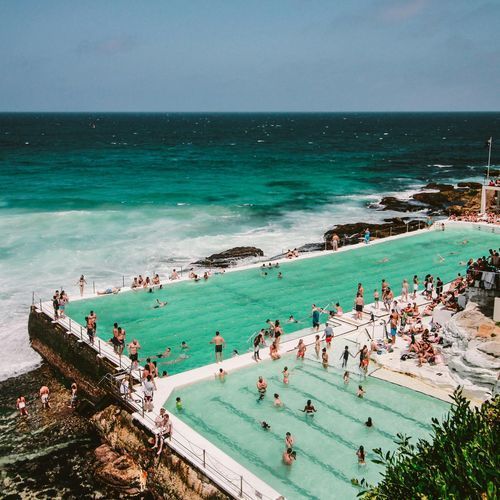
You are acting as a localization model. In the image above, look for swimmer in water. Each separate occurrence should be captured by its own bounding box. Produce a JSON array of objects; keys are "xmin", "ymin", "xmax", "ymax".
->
[
  {"xmin": 285, "ymin": 432, "xmax": 294, "ymax": 449},
  {"xmin": 215, "ymin": 368, "xmax": 227, "ymax": 381},
  {"xmin": 277, "ymin": 272, "xmax": 283, "ymax": 279},
  {"xmin": 378, "ymin": 257, "xmax": 390, "ymax": 264},
  {"xmin": 163, "ymin": 347, "xmax": 172, "ymax": 358},
  {"xmin": 357, "ymin": 385, "xmax": 366, "ymax": 398},
  {"xmin": 261, "ymin": 421, "xmax": 271, "ymax": 430},
  {"xmin": 175, "ymin": 397, "xmax": 183, "ymax": 411},
  {"xmin": 287, "ymin": 315, "xmax": 299, "ymax": 323},
  {"xmin": 438, "ymin": 254, "xmax": 445, "ymax": 263},
  {"xmin": 343, "ymin": 371, "xmax": 350, "ymax": 385},
  {"xmin": 283, "ymin": 448, "xmax": 296, "ymax": 465},
  {"xmin": 274, "ymin": 393, "xmax": 283, "ymax": 407},
  {"xmin": 282, "ymin": 367, "xmax": 289, "ymax": 384},
  {"xmin": 365, "ymin": 417, "xmax": 373, "ymax": 427},
  {"xmin": 459, "ymin": 261, "xmax": 466, "ymax": 266},
  {"xmin": 257, "ymin": 376, "xmax": 267, "ymax": 401},
  {"xmin": 154, "ymin": 299, "xmax": 167, "ymax": 308},
  {"xmin": 301, "ymin": 399, "xmax": 317, "ymax": 414},
  {"xmin": 181, "ymin": 341, "xmax": 189, "ymax": 350},
  {"xmin": 460, "ymin": 239, "xmax": 469, "ymax": 245}
]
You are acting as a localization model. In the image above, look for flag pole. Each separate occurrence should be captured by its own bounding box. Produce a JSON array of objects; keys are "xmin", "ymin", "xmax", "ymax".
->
[{"xmin": 486, "ymin": 136, "xmax": 492, "ymax": 183}]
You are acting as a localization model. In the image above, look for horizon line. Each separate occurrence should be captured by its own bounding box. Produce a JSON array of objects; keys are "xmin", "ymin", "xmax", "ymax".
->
[{"xmin": 1, "ymin": 110, "xmax": 500, "ymax": 114}]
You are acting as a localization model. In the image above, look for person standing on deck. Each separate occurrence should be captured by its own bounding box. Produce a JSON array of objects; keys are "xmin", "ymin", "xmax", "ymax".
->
[
  {"xmin": 77, "ymin": 275, "xmax": 87, "ymax": 297},
  {"xmin": 354, "ymin": 293, "xmax": 364, "ymax": 320},
  {"xmin": 322, "ymin": 323, "xmax": 334, "ymax": 349},
  {"xmin": 128, "ymin": 339, "xmax": 141, "ymax": 369},
  {"xmin": 436, "ymin": 277, "xmax": 443, "ymax": 296},
  {"xmin": 210, "ymin": 331, "xmax": 226, "ymax": 363},
  {"xmin": 331, "ymin": 233, "xmax": 340, "ymax": 251},
  {"xmin": 364, "ymin": 228, "xmax": 370, "ymax": 244},
  {"xmin": 311, "ymin": 305, "xmax": 321, "ymax": 332}
]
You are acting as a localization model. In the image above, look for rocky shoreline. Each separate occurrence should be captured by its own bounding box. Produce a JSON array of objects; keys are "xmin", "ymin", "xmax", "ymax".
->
[
  {"xmin": 0, "ymin": 363, "xmax": 135, "ymax": 499},
  {"xmin": 193, "ymin": 182, "xmax": 485, "ymax": 267}
]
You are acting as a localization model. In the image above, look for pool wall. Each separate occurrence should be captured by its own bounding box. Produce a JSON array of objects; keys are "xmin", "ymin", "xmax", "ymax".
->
[{"xmin": 30, "ymin": 220, "xmax": 498, "ymax": 500}]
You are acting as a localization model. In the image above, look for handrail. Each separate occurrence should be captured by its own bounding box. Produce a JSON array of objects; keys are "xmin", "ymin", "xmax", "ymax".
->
[{"xmin": 99, "ymin": 371, "xmax": 275, "ymax": 500}]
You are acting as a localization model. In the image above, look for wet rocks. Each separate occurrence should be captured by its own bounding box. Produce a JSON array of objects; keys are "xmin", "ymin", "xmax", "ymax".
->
[
  {"xmin": 376, "ymin": 182, "xmax": 482, "ymax": 216},
  {"xmin": 323, "ymin": 217, "xmax": 415, "ymax": 247},
  {"xmin": 193, "ymin": 246, "xmax": 264, "ymax": 268}
]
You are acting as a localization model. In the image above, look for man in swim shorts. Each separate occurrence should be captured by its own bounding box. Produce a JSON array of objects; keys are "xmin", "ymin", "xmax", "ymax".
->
[
  {"xmin": 210, "ymin": 331, "xmax": 226, "ymax": 363},
  {"xmin": 322, "ymin": 323, "xmax": 334, "ymax": 348},
  {"xmin": 128, "ymin": 339, "xmax": 141, "ymax": 369}
]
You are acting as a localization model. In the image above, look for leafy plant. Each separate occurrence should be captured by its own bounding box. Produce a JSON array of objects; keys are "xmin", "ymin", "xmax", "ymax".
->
[{"xmin": 357, "ymin": 388, "xmax": 499, "ymax": 499}]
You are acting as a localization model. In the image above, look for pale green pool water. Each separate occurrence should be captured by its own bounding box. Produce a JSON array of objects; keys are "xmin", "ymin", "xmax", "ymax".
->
[
  {"xmin": 66, "ymin": 225, "xmax": 499, "ymax": 374},
  {"xmin": 165, "ymin": 355, "xmax": 450, "ymax": 499}
]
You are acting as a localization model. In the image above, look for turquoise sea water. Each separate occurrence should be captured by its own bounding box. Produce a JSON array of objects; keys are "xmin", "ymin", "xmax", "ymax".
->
[
  {"xmin": 1, "ymin": 112, "xmax": 499, "ymax": 380},
  {"xmin": 65, "ymin": 225, "xmax": 500, "ymax": 375},
  {"xmin": 165, "ymin": 355, "xmax": 450, "ymax": 500}
]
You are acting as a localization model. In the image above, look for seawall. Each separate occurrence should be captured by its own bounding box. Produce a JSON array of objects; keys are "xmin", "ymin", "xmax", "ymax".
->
[{"xmin": 28, "ymin": 307, "xmax": 230, "ymax": 499}]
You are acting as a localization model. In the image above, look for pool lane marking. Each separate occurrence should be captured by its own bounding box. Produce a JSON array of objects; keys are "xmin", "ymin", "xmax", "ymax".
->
[
  {"xmin": 178, "ymin": 408, "xmax": 323, "ymax": 499},
  {"xmin": 210, "ymin": 395, "xmax": 354, "ymax": 488},
  {"xmin": 260, "ymin": 377, "xmax": 397, "ymax": 442},
  {"xmin": 238, "ymin": 386, "xmax": 368, "ymax": 453},
  {"xmin": 292, "ymin": 365, "xmax": 430, "ymax": 430}
]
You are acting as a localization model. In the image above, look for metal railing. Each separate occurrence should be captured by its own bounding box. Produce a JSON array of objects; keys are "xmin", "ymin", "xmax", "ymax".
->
[
  {"xmin": 33, "ymin": 296, "xmax": 138, "ymax": 378},
  {"xmin": 99, "ymin": 371, "xmax": 276, "ymax": 500}
]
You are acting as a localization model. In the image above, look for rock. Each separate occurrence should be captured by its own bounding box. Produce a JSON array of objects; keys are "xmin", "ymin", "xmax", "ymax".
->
[
  {"xmin": 193, "ymin": 246, "xmax": 264, "ymax": 268},
  {"xmin": 323, "ymin": 217, "xmax": 415, "ymax": 247},
  {"xmin": 424, "ymin": 182, "xmax": 455, "ymax": 191},
  {"xmin": 441, "ymin": 302, "xmax": 500, "ymax": 397},
  {"xmin": 377, "ymin": 196, "xmax": 425, "ymax": 212},
  {"xmin": 477, "ymin": 341, "xmax": 500, "ymax": 358},
  {"xmin": 371, "ymin": 182, "xmax": 483, "ymax": 217},
  {"xmin": 457, "ymin": 181, "xmax": 482, "ymax": 189}
]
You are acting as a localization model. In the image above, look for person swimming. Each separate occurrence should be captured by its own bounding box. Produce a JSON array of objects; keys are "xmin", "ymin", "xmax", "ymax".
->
[
  {"xmin": 377, "ymin": 257, "xmax": 390, "ymax": 264},
  {"xmin": 154, "ymin": 299, "xmax": 167, "ymax": 308},
  {"xmin": 261, "ymin": 421, "xmax": 271, "ymax": 430},
  {"xmin": 301, "ymin": 399, "xmax": 317, "ymax": 414},
  {"xmin": 365, "ymin": 417, "xmax": 373, "ymax": 427}
]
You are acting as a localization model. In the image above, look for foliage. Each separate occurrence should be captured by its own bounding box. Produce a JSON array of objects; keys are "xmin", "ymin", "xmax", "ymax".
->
[{"xmin": 357, "ymin": 388, "xmax": 499, "ymax": 499}]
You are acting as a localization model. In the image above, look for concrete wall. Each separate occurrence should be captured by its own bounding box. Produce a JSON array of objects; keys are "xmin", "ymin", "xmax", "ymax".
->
[{"xmin": 27, "ymin": 308, "xmax": 230, "ymax": 500}]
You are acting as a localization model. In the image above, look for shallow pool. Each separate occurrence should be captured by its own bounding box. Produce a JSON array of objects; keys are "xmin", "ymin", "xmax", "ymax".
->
[
  {"xmin": 165, "ymin": 355, "xmax": 450, "ymax": 499},
  {"xmin": 65, "ymin": 225, "xmax": 499, "ymax": 374}
]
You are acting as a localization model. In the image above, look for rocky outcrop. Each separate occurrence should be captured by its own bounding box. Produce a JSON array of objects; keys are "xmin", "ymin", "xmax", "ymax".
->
[
  {"xmin": 377, "ymin": 182, "xmax": 482, "ymax": 216},
  {"xmin": 92, "ymin": 405, "xmax": 228, "ymax": 500},
  {"xmin": 441, "ymin": 302, "xmax": 500, "ymax": 399},
  {"xmin": 323, "ymin": 217, "xmax": 421, "ymax": 247},
  {"xmin": 193, "ymin": 246, "xmax": 264, "ymax": 268}
]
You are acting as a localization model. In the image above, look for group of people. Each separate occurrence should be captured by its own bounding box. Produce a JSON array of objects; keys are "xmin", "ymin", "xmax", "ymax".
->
[
  {"xmin": 16, "ymin": 382, "xmax": 78, "ymax": 417},
  {"xmin": 449, "ymin": 212, "xmax": 499, "ymax": 224},
  {"xmin": 52, "ymin": 289, "xmax": 69, "ymax": 319},
  {"xmin": 286, "ymin": 248, "xmax": 300, "ymax": 259},
  {"xmin": 131, "ymin": 274, "xmax": 162, "ymax": 290}
]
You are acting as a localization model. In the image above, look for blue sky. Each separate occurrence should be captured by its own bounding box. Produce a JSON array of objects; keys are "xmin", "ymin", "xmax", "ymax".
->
[{"xmin": 1, "ymin": 0, "xmax": 499, "ymax": 111}]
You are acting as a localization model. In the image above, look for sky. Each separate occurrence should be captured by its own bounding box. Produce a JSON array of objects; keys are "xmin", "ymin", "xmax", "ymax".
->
[{"xmin": 1, "ymin": 0, "xmax": 499, "ymax": 112}]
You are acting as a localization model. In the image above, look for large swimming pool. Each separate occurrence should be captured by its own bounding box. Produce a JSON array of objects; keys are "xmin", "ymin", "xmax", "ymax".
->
[
  {"xmin": 65, "ymin": 225, "xmax": 499, "ymax": 374},
  {"xmin": 165, "ymin": 355, "xmax": 450, "ymax": 499}
]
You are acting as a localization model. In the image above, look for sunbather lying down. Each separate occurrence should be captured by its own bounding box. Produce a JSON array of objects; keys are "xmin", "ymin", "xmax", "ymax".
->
[{"xmin": 97, "ymin": 287, "xmax": 121, "ymax": 295}]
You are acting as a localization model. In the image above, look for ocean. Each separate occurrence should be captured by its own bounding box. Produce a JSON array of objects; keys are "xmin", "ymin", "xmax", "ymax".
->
[{"xmin": 0, "ymin": 112, "xmax": 499, "ymax": 381}]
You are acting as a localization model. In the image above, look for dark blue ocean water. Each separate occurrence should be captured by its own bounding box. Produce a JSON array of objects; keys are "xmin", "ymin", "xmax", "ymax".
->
[{"xmin": 0, "ymin": 112, "xmax": 499, "ymax": 379}]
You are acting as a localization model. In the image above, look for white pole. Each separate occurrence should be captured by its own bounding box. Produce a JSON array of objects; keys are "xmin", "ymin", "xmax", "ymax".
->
[{"xmin": 486, "ymin": 136, "xmax": 492, "ymax": 183}]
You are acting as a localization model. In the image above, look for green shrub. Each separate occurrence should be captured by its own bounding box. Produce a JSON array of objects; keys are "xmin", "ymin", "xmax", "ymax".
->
[{"xmin": 358, "ymin": 389, "xmax": 499, "ymax": 499}]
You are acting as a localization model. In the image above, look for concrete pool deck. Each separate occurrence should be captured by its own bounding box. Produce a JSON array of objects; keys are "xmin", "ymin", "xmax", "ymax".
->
[{"xmin": 34, "ymin": 220, "xmax": 498, "ymax": 499}]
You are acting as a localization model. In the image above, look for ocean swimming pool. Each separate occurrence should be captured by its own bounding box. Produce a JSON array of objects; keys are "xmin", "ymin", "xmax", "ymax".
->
[
  {"xmin": 165, "ymin": 355, "xmax": 450, "ymax": 499},
  {"xmin": 65, "ymin": 225, "xmax": 499, "ymax": 375}
]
